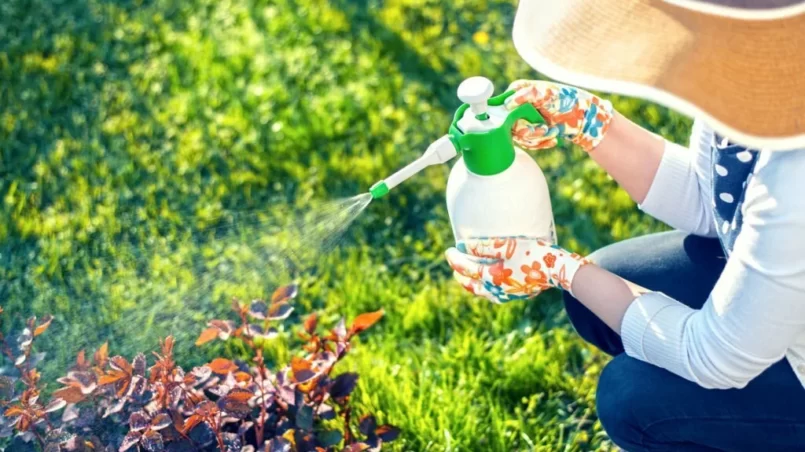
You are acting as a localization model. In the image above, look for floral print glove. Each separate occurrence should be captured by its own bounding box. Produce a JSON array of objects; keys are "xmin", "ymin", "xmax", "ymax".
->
[
  {"xmin": 445, "ymin": 237, "xmax": 590, "ymax": 304},
  {"xmin": 505, "ymin": 80, "xmax": 615, "ymax": 153}
]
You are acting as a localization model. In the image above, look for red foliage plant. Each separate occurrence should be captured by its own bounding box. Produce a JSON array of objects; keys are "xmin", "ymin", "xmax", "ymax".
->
[{"xmin": 0, "ymin": 287, "xmax": 399, "ymax": 451}]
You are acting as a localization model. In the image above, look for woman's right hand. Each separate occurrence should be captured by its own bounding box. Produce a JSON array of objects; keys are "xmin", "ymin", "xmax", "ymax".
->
[{"xmin": 504, "ymin": 80, "xmax": 615, "ymax": 153}]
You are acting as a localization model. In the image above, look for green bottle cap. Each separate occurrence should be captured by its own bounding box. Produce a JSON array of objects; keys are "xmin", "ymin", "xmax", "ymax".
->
[{"xmin": 448, "ymin": 90, "xmax": 548, "ymax": 176}]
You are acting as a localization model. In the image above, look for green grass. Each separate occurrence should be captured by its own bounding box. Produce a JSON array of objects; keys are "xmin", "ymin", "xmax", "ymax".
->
[{"xmin": 0, "ymin": 0, "xmax": 692, "ymax": 449}]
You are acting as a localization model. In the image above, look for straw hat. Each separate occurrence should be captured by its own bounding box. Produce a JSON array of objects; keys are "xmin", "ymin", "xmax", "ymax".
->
[{"xmin": 512, "ymin": 0, "xmax": 805, "ymax": 150}]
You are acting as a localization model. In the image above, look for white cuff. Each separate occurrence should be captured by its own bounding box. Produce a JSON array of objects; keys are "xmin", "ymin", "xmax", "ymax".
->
[
  {"xmin": 638, "ymin": 141, "xmax": 694, "ymax": 217},
  {"xmin": 621, "ymin": 291, "xmax": 695, "ymax": 366}
]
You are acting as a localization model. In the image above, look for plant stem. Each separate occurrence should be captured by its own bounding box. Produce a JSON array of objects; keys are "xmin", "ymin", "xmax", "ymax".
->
[
  {"xmin": 32, "ymin": 428, "xmax": 46, "ymax": 448},
  {"xmin": 255, "ymin": 350, "xmax": 267, "ymax": 444},
  {"xmin": 343, "ymin": 406, "xmax": 352, "ymax": 444},
  {"xmin": 213, "ymin": 415, "xmax": 226, "ymax": 451}
]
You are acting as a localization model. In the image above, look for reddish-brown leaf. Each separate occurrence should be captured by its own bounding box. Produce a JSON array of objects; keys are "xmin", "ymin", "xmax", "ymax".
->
[
  {"xmin": 225, "ymin": 388, "xmax": 254, "ymax": 403},
  {"xmin": 109, "ymin": 356, "xmax": 133, "ymax": 374},
  {"xmin": 22, "ymin": 369, "xmax": 40, "ymax": 388},
  {"xmin": 162, "ymin": 336, "xmax": 175, "ymax": 356},
  {"xmin": 233, "ymin": 372, "xmax": 252, "ymax": 383},
  {"xmin": 290, "ymin": 356, "xmax": 311, "ymax": 373},
  {"xmin": 194, "ymin": 400, "xmax": 218, "ymax": 417},
  {"xmin": 303, "ymin": 338, "xmax": 320, "ymax": 353},
  {"xmin": 44, "ymin": 398, "xmax": 67, "ymax": 413},
  {"xmin": 350, "ymin": 310, "xmax": 384, "ymax": 335},
  {"xmin": 329, "ymin": 373, "xmax": 359, "ymax": 399},
  {"xmin": 359, "ymin": 414, "xmax": 377, "ymax": 436},
  {"xmin": 172, "ymin": 411, "xmax": 185, "ymax": 432},
  {"xmin": 188, "ymin": 366, "xmax": 212, "ymax": 385},
  {"xmin": 294, "ymin": 370, "xmax": 316, "ymax": 384},
  {"xmin": 375, "ymin": 425, "xmax": 401, "ymax": 442},
  {"xmin": 220, "ymin": 389, "xmax": 253, "ymax": 417},
  {"xmin": 271, "ymin": 283, "xmax": 299, "ymax": 305},
  {"xmin": 4, "ymin": 406, "xmax": 24, "ymax": 417},
  {"xmin": 119, "ymin": 431, "xmax": 142, "ymax": 452},
  {"xmin": 245, "ymin": 324, "xmax": 263, "ymax": 338},
  {"xmin": 75, "ymin": 350, "xmax": 88, "ymax": 370},
  {"xmin": 195, "ymin": 327, "xmax": 219, "ymax": 346},
  {"xmin": 52, "ymin": 386, "xmax": 85, "ymax": 404},
  {"xmin": 20, "ymin": 387, "xmax": 37, "ymax": 404},
  {"xmin": 208, "ymin": 358, "xmax": 238, "ymax": 375},
  {"xmin": 181, "ymin": 414, "xmax": 202, "ymax": 434},
  {"xmin": 129, "ymin": 411, "xmax": 150, "ymax": 432},
  {"xmin": 33, "ymin": 314, "xmax": 53, "ymax": 337},
  {"xmin": 98, "ymin": 371, "xmax": 125, "ymax": 386},
  {"xmin": 248, "ymin": 300, "xmax": 269, "ymax": 320},
  {"xmin": 297, "ymin": 375, "xmax": 320, "ymax": 393},
  {"xmin": 290, "ymin": 356, "xmax": 315, "ymax": 383},
  {"xmin": 133, "ymin": 353, "xmax": 147, "ymax": 377},
  {"xmin": 208, "ymin": 320, "xmax": 235, "ymax": 340},
  {"xmin": 304, "ymin": 313, "xmax": 318, "ymax": 334},
  {"xmin": 104, "ymin": 397, "xmax": 127, "ymax": 418},
  {"xmin": 151, "ymin": 413, "xmax": 172, "ymax": 431},
  {"xmin": 70, "ymin": 371, "xmax": 97, "ymax": 394},
  {"xmin": 93, "ymin": 343, "xmax": 109, "ymax": 367},
  {"xmin": 115, "ymin": 376, "xmax": 135, "ymax": 398},
  {"xmin": 268, "ymin": 302, "xmax": 294, "ymax": 320},
  {"xmin": 142, "ymin": 430, "xmax": 164, "ymax": 451}
]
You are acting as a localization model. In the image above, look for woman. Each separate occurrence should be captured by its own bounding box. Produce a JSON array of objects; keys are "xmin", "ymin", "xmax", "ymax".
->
[{"xmin": 445, "ymin": 0, "xmax": 805, "ymax": 450}]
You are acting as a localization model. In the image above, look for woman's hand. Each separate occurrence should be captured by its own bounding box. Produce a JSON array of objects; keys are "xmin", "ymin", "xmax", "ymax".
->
[
  {"xmin": 445, "ymin": 237, "xmax": 590, "ymax": 304},
  {"xmin": 505, "ymin": 80, "xmax": 615, "ymax": 152}
]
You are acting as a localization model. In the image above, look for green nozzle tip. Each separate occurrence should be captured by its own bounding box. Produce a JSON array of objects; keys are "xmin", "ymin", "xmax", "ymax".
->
[{"xmin": 370, "ymin": 181, "xmax": 390, "ymax": 199}]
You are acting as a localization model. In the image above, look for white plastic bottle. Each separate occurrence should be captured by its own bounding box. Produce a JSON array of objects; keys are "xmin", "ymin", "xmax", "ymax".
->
[
  {"xmin": 445, "ymin": 77, "xmax": 556, "ymax": 244},
  {"xmin": 368, "ymin": 76, "xmax": 556, "ymax": 244}
]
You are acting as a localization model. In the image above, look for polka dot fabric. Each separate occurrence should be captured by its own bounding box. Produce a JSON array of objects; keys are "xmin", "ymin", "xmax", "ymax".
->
[{"xmin": 711, "ymin": 135, "xmax": 759, "ymax": 255}]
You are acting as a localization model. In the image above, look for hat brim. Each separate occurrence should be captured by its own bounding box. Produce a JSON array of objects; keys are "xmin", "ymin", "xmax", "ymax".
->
[
  {"xmin": 512, "ymin": 0, "xmax": 805, "ymax": 150},
  {"xmin": 665, "ymin": 0, "xmax": 805, "ymax": 19}
]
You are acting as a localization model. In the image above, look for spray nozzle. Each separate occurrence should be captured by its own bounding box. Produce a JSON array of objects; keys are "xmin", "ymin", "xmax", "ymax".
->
[
  {"xmin": 369, "ymin": 181, "xmax": 390, "ymax": 199},
  {"xmin": 369, "ymin": 135, "xmax": 457, "ymax": 199}
]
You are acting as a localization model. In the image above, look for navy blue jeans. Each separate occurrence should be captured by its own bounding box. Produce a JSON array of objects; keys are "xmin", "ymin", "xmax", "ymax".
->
[{"xmin": 563, "ymin": 231, "xmax": 805, "ymax": 451}]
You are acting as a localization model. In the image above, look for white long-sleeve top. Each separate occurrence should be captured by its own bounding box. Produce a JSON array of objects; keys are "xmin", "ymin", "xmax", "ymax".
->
[{"xmin": 620, "ymin": 119, "xmax": 805, "ymax": 390}]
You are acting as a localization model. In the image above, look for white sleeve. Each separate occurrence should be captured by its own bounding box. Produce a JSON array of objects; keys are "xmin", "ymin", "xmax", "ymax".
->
[
  {"xmin": 621, "ymin": 149, "xmax": 805, "ymax": 389},
  {"xmin": 639, "ymin": 120, "xmax": 718, "ymax": 237}
]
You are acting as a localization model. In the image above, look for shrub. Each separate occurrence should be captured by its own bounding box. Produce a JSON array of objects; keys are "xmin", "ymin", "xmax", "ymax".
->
[{"xmin": 0, "ymin": 286, "xmax": 399, "ymax": 451}]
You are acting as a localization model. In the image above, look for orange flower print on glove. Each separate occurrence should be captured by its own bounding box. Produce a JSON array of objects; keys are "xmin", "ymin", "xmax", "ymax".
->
[
  {"xmin": 505, "ymin": 80, "xmax": 615, "ymax": 153},
  {"xmin": 543, "ymin": 252, "xmax": 557, "ymax": 269},
  {"xmin": 445, "ymin": 237, "xmax": 590, "ymax": 304},
  {"xmin": 521, "ymin": 261, "xmax": 552, "ymax": 292},
  {"xmin": 488, "ymin": 261, "xmax": 513, "ymax": 286}
]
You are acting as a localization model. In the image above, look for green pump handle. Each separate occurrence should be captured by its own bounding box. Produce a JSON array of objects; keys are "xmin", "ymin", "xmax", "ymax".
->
[{"xmin": 447, "ymin": 90, "xmax": 561, "ymax": 176}]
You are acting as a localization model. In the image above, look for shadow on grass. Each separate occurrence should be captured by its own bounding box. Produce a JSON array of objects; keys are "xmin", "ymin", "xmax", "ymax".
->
[{"xmin": 326, "ymin": 0, "xmax": 462, "ymax": 112}]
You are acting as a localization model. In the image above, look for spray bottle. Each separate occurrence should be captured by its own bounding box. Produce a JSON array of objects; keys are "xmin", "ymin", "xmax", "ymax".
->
[{"xmin": 369, "ymin": 76, "xmax": 557, "ymax": 244}]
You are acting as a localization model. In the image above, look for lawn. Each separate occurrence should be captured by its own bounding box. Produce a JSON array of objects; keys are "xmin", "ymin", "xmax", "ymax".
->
[{"xmin": 0, "ymin": 0, "xmax": 692, "ymax": 450}]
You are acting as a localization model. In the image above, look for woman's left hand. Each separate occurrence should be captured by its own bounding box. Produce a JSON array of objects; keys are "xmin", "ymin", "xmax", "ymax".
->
[
  {"xmin": 505, "ymin": 80, "xmax": 615, "ymax": 153},
  {"xmin": 445, "ymin": 237, "xmax": 590, "ymax": 304}
]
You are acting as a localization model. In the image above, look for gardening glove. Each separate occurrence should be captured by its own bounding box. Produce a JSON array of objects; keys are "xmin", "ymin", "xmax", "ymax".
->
[
  {"xmin": 504, "ymin": 80, "xmax": 615, "ymax": 152},
  {"xmin": 445, "ymin": 237, "xmax": 590, "ymax": 304}
]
